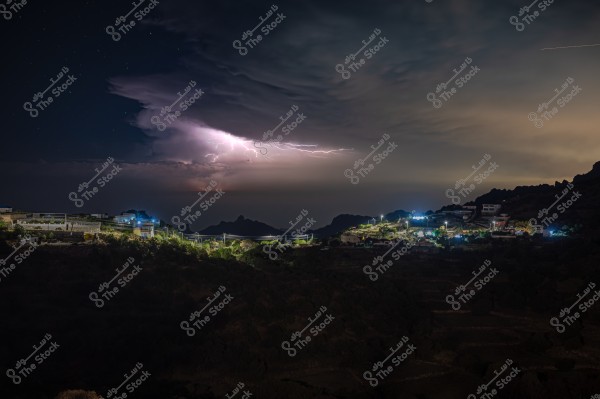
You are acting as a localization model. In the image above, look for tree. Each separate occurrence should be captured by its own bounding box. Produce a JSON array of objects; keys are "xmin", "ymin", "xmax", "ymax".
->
[{"xmin": 13, "ymin": 224, "xmax": 25, "ymax": 236}]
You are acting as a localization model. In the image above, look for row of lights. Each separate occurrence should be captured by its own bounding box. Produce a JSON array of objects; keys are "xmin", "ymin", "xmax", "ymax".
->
[
  {"xmin": 376, "ymin": 215, "xmax": 447, "ymax": 225},
  {"xmin": 126, "ymin": 216, "xmax": 157, "ymax": 226}
]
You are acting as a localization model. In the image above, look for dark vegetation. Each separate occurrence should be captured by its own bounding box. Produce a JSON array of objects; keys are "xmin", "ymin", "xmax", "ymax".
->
[{"xmin": 1, "ymin": 233, "xmax": 600, "ymax": 398}]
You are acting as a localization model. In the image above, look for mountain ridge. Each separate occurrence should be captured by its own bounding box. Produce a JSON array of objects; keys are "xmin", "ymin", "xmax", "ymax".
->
[{"xmin": 196, "ymin": 162, "xmax": 600, "ymax": 236}]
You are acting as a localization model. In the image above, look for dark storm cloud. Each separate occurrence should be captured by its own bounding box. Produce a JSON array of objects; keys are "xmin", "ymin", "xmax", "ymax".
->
[{"xmin": 1, "ymin": 0, "xmax": 599, "ymax": 228}]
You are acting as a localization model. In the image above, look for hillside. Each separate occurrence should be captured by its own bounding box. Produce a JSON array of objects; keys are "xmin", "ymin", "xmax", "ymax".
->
[
  {"xmin": 470, "ymin": 162, "xmax": 600, "ymax": 229},
  {"xmin": 2, "ymin": 237, "xmax": 600, "ymax": 398},
  {"xmin": 311, "ymin": 214, "xmax": 373, "ymax": 238},
  {"xmin": 199, "ymin": 215, "xmax": 282, "ymax": 236}
]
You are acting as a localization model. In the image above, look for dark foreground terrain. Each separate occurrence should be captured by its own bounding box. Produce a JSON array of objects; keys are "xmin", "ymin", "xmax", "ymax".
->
[{"xmin": 1, "ymin": 237, "xmax": 600, "ymax": 399}]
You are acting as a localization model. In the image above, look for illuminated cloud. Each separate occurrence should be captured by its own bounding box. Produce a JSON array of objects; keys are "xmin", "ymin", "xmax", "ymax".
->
[{"xmin": 4, "ymin": 0, "xmax": 599, "ymax": 227}]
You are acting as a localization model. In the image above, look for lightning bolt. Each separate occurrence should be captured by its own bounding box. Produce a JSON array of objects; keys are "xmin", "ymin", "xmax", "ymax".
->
[{"xmin": 197, "ymin": 127, "xmax": 350, "ymax": 163}]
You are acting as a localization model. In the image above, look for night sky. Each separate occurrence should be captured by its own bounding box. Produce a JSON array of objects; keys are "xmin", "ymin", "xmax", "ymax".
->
[{"xmin": 1, "ymin": 0, "xmax": 599, "ymax": 229}]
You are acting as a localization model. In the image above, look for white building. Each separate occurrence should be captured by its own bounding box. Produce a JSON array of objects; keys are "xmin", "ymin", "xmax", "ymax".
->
[
  {"xmin": 16, "ymin": 213, "xmax": 68, "ymax": 231},
  {"xmin": 114, "ymin": 213, "xmax": 136, "ymax": 224},
  {"xmin": 532, "ymin": 224, "xmax": 544, "ymax": 235},
  {"xmin": 69, "ymin": 221, "xmax": 101, "ymax": 233},
  {"xmin": 0, "ymin": 205, "xmax": 13, "ymax": 213},
  {"xmin": 134, "ymin": 222, "xmax": 155, "ymax": 239}
]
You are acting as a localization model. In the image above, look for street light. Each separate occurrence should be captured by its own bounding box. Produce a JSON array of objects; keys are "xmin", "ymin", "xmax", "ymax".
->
[
  {"xmin": 444, "ymin": 221, "xmax": 448, "ymax": 230},
  {"xmin": 380, "ymin": 214, "xmax": 383, "ymax": 223}
]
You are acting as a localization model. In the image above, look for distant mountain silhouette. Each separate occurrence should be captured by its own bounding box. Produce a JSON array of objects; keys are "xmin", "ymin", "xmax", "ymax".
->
[
  {"xmin": 311, "ymin": 214, "xmax": 373, "ymax": 238},
  {"xmin": 199, "ymin": 215, "xmax": 282, "ymax": 236},
  {"xmin": 195, "ymin": 162, "xmax": 600, "ymax": 236},
  {"xmin": 573, "ymin": 161, "xmax": 600, "ymax": 183},
  {"xmin": 384, "ymin": 209, "xmax": 411, "ymax": 221},
  {"xmin": 467, "ymin": 162, "xmax": 600, "ymax": 228}
]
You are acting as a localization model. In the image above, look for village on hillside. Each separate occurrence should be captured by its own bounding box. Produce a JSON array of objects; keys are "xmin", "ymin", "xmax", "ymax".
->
[{"xmin": 0, "ymin": 202, "xmax": 568, "ymax": 253}]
